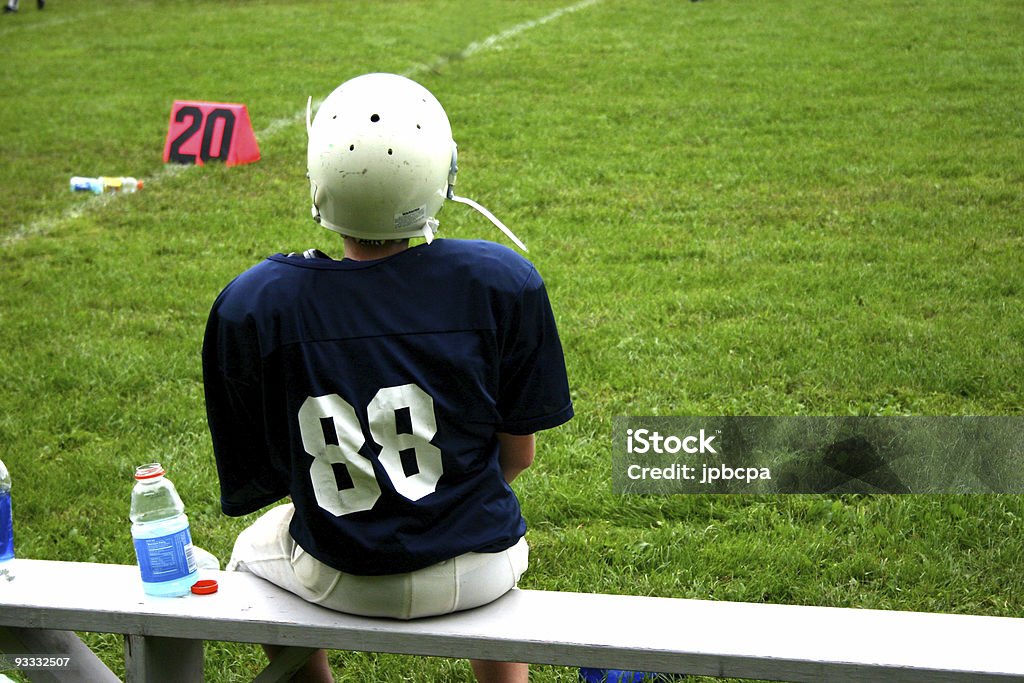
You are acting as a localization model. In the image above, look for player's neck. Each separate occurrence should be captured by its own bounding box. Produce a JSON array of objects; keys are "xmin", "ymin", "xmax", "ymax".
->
[{"xmin": 342, "ymin": 238, "xmax": 410, "ymax": 262}]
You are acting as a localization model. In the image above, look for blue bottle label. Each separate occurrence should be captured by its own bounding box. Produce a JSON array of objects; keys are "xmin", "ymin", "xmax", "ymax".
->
[
  {"xmin": 133, "ymin": 526, "xmax": 196, "ymax": 583},
  {"xmin": 0, "ymin": 492, "xmax": 13, "ymax": 561}
]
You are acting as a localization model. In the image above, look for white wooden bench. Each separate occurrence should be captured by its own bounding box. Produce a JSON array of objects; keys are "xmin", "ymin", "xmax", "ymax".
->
[{"xmin": 1, "ymin": 558, "xmax": 1022, "ymax": 682}]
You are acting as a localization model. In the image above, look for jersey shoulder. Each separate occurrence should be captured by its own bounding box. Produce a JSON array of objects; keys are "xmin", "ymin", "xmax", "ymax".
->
[
  {"xmin": 426, "ymin": 239, "xmax": 539, "ymax": 294},
  {"xmin": 211, "ymin": 257, "xmax": 299, "ymax": 320}
]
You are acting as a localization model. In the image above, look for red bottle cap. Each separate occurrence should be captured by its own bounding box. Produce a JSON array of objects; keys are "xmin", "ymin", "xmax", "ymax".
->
[
  {"xmin": 191, "ymin": 579, "xmax": 219, "ymax": 595},
  {"xmin": 134, "ymin": 463, "xmax": 165, "ymax": 480}
]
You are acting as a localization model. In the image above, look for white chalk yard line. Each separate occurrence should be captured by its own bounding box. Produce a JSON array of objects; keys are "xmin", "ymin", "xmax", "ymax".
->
[{"xmin": 3, "ymin": 0, "xmax": 603, "ymax": 248}]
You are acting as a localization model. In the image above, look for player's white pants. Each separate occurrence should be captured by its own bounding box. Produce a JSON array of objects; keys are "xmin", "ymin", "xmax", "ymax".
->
[{"xmin": 228, "ymin": 503, "xmax": 528, "ymax": 620}]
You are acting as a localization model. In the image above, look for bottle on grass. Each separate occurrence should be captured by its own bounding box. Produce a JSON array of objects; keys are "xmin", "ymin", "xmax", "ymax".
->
[{"xmin": 70, "ymin": 176, "xmax": 143, "ymax": 194}]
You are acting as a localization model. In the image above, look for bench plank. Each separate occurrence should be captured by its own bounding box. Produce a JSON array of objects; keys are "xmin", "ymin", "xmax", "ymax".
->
[{"xmin": 1, "ymin": 559, "xmax": 1022, "ymax": 682}]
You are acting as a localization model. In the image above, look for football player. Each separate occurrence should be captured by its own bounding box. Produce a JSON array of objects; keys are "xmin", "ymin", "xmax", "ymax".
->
[{"xmin": 203, "ymin": 73, "xmax": 573, "ymax": 683}]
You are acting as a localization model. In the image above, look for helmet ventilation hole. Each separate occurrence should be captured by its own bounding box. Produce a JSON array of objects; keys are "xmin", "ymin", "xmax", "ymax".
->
[
  {"xmin": 349, "ymin": 144, "xmax": 355, "ymax": 151},
  {"xmin": 370, "ymin": 113, "xmax": 380, "ymax": 122},
  {"xmin": 387, "ymin": 149, "xmax": 393, "ymax": 155}
]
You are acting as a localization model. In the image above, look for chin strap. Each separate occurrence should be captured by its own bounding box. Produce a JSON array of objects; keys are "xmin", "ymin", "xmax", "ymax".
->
[
  {"xmin": 446, "ymin": 143, "xmax": 527, "ymax": 252},
  {"xmin": 448, "ymin": 194, "xmax": 528, "ymax": 252}
]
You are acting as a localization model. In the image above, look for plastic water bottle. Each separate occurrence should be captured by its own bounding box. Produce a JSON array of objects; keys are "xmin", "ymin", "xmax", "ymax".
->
[
  {"xmin": 70, "ymin": 176, "xmax": 143, "ymax": 194},
  {"xmin": 129, "ymin": 463, "xmax": 198, "ymax": 596},
  {"xmin": 70, "ymin": 176, "xmax": 103, "ymax": 194},
  {"xmin": 0, "ymin": 458, "xmax": 13, "ymax": 563}
]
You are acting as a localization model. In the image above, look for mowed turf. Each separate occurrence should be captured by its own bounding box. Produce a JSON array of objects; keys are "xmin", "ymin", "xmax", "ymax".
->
[{"xmin": 1, "ymin": 1, "xmax": 1022, "ymax": 681}]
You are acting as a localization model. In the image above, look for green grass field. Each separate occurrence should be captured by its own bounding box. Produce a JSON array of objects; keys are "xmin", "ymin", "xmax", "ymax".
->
[{"xmin": 2, "ymin": 0, "xmax": 1023, "ymax": 680}]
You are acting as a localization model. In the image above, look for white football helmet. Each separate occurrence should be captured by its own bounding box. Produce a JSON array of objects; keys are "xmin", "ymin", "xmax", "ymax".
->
[{"xmin": 306, "ymin": 73, "xmax": 526, "ymax": 250}]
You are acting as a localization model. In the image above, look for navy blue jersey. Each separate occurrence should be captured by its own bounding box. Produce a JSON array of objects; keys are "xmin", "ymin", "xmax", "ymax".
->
[{"xmin": 202, "ymin": 239, "xmax": 573, "ymax": 575}]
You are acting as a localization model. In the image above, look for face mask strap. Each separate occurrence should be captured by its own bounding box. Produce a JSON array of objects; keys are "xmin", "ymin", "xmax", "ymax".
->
[{"xmin": 449, "ymin": 193, "xmax": 528, "ymax": 252}]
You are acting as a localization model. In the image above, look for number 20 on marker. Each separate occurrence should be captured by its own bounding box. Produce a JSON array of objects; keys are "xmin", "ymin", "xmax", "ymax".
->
[{"xmin": 162, "ymin": 100, "xmax": 260, "ymax": 167}]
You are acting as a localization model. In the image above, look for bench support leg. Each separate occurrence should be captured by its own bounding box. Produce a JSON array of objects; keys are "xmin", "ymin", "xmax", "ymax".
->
[
  {"xmin": 124, "ymin": 634, "xmax": 204, "ymax": 683},
  {"xmin": 252, "ymin": 646, "xmax": 319, "ymax": 683},
  {"xmin": 0, "ymin": 625, "xmax": 120, "ymax": 683}
]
